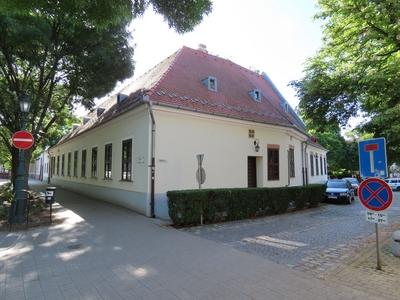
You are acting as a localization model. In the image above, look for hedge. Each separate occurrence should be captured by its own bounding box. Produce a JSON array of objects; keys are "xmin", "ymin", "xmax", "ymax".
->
[{"xmin": 167, "ymin": 184, "xmax": 325, "ymax": 226}]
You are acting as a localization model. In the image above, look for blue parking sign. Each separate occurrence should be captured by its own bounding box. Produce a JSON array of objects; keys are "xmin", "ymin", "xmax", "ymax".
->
[{"xmin": 358, "ymin": 138, "xmax": 388, "ymax": 178}]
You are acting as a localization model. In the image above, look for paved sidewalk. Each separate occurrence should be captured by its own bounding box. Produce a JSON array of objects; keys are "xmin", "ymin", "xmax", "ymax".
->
[
  {"xmin": 327, "ymin": 223, "xmax": 400, "ymax": 300},
  {"xmin": 0, "ymin": 181, "xmax": 383, "ymax": 300}
]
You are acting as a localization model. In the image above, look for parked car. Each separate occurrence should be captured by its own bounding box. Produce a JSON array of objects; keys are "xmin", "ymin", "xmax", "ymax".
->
[
  {"xmin": 325, "ymin": 179, "xmax": 355, "ymax": 204},
  {"xmin": 342, "ymin": 177, "xmax": 360, "ymax": 195},
  {"xmin": 384, "ymin": 178, "xmax": 400, "ymax": 191}
]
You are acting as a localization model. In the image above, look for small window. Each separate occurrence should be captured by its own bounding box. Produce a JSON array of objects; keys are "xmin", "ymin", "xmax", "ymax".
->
[
  {"xmin": 289, "ymin": 148, "xmax": 295, "ymax": 178},
  {"xmin": 81, "ymin": 149, "xmax": 87, "ymax": 177},
  {"xmin": 284, "ymin": 103, "xmax": 289, "ymax": 112},
  {"xmin": 56, "ymin": 156, "xmax": 60, "ymax": 176},
  {"xmin": 104, "ymin": 143, "xmax": 112, "ymax": 179},
  {"xmin": 320, "ymin": 156, "xmax": 323, "ymax": 175},
  {"xmin": 268, "ymin": 148, "xmax": 279, "ymax": 181},
  {"xmin": 91, "ymin": 147, "xmax": 98, "ymax": 178},
  {"xmin": 315, "ymin": 155, "xmax": 319, "ymax": 176},
  {"xmin": 310, "ymin": 153, "xmax": 314, "ymax": 176},
  {"xmin": 248, "ymin": 129, "xmax": 255, "ymax": 138},
  {"xmin": 61, "ymin": 154, "xmax": 65, "ymax": 176},
  {"xmin": 249, "ymin": 89, "xmax": 261, "ymax": 102},
  {"xmin": 202, "ymin": 76, "xmax": 217, "ymax": 92},
  {"xmin": 67, "ymin": 152, "xmax": 71, "ymax": 176},
  {"xmin": 121, "ymin": 139, "xmax": 132, "ymax": 181},
  {"xmin": 73, "ymin": 151, "xmax": 78, "ymax": 177}
]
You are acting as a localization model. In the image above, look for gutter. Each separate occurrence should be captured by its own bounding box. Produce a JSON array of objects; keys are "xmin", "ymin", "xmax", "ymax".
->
[{"xmin": 143, "ymin": 94, "xmax": 156, "ymax": 218}]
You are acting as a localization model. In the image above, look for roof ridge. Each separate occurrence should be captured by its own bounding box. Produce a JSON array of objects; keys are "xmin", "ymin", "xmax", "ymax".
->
[
  {"xmin": 261, "ymin": 72, "xmax": 306, "ymax": 129},
  {"xmin": 147, "ymin": 47, "xmax": 185, "ymax": 96}
]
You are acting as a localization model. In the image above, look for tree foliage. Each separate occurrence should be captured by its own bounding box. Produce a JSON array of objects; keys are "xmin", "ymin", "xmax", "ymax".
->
[
  {"xmin": 0, "ymin": 0, "xmax": 212, "ymax": 184},
  {"xmin": 291, "ymin": 0, "xmax": 400, "ymax": 162}
]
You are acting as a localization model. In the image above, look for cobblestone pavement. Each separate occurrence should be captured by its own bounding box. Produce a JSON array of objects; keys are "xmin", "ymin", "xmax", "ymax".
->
[
  {"xmin": 327, "ymin": 229, "xmax": 400, "ymax": 300},
  {"xmin": 0, "ymin": 181, "xmax": 381, "ymax": 300},
  {"xmin": 182, "ymin": 193, "xmax": 400, "ymax": 279}
]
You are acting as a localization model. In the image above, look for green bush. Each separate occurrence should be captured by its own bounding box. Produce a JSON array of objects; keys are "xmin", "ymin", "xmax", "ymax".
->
[{"xmin": 167, "ymin": 184, "xmax": 325, "ymax": 226}]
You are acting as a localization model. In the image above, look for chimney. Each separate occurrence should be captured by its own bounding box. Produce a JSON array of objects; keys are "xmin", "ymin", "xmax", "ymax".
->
[
  {"xmin": 97, "ymin": 107, "xmax": 105, "ymax": 117},
  {"xmin": 198, "ymin": 43, "xmax": 208, "ymax": 53}
]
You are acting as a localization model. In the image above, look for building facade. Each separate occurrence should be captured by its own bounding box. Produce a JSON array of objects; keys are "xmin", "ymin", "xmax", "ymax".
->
[{"xmin": 48, "ymin": 46, "xmax": 328, "ymax": 219}]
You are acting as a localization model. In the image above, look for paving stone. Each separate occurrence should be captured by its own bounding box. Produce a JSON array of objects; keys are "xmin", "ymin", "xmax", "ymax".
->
[{"xmin": 0, "ymin": 181, "xmax": 389, "ymax": 300}]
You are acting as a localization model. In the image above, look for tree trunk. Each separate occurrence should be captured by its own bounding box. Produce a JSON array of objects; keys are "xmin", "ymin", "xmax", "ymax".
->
[{"xmin": 10, "ymin": 147, "xmax": 19, "ymax": 190}]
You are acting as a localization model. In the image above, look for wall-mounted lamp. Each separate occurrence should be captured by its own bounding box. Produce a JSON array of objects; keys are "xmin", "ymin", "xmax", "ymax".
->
[{"xmin": 254, "ymin": 139, "xmax": 260, "ymax": 152}]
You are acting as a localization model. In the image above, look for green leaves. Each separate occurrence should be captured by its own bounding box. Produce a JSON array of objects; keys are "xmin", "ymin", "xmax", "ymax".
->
[
  {"xmin": 0, "ymin": 0, "xmax": 213, "ymax": 184},
  {"xmin": 293, "ymin": 0, "xmax": 400, "ymax": 163}
]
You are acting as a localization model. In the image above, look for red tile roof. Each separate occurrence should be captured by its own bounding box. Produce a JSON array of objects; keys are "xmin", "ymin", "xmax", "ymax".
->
[
  {"xmin": 148, "ymin": 46, "xmax": 306, "ymax": 130},
  {"xmin": 56, "ymin": 46, "xmax": 310, "ymax": 146}
]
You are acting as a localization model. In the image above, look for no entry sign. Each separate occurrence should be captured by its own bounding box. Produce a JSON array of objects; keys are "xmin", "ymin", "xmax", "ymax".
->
[
  {"xmin": 358, "ymin": 178, "xmax": 393, "ymax": 211},
  {"xmin": 12, "ymin": 130, "xmax": 34, "ymax": 150}
]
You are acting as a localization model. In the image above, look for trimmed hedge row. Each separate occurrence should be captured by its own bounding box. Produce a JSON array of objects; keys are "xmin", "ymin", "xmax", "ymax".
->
[{"xmin": 167, "ymin": 184, "xmax": 325, "ymax": 226}]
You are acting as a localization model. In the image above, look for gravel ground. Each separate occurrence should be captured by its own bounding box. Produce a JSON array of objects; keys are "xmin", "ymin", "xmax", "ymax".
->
[{"xmin": 182, "ymin": 193, "xmax": 400, "ymax": 269}]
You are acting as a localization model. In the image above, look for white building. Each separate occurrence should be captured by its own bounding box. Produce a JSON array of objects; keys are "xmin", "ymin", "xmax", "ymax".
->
[
  {"xmin": 29, "ymin": 151, "xmax": 50, "ymax": 182},
  {"xmin": 48, "ymin": 46, "xmax": 328, "ymax": 219}
]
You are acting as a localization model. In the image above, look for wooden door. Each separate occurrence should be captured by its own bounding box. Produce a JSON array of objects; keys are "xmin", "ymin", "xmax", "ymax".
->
[{"xmin": 248, "ymin": 156, "xmax": 257, "ymax": 187}]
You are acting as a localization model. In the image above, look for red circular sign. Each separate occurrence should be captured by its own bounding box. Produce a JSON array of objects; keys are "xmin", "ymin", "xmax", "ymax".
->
[
  {"xmin": 358, "ymin": 178, "xmax": 393, "ymax": 211},
  {"xmin": 12, "ymin": 131, "xmax": 34, "ymax": 150}
]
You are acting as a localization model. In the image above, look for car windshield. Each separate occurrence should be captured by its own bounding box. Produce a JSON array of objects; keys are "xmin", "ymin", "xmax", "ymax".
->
[
  {"xmin": 343, "ymin": 178, "xmax": 358, "ymax": 184},
  {"xmin": 327, "ymin": 181, "xmax": 347, "ymax": 188}
]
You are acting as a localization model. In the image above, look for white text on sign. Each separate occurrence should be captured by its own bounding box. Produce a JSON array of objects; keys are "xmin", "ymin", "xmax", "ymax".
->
[{"xmin": 365, "ymin": 211, "xmax": 388, "ymax": 225}]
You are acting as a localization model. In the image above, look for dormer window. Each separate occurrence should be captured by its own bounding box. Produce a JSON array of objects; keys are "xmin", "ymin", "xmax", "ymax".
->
[
  {"xmin": 202, "ymin": 76, "xmax": 217, "ymax": 92},
  {"xmin": 97, "ymin": 107, "xmax": 105, "ymax": 117},
  {"xmin": 249, "ymin": 89, "xmax": 261, "ymax": 102},
  {"xmin": 117, "ymin": 93, "xmax": 128, "ymax": 104}
]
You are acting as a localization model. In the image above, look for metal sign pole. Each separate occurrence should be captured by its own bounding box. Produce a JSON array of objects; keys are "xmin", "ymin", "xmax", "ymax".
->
[
  {"xmin": 375, "ymin": 223, "xmax": 381, "ymax": 270},
  {"xmin": 50, "ymin": 202, "xmax": 52, "ymax": 224},
  {"xmin": 196, "ymin": 154, "xmax": 204, "ymax": 225},
  {"xmin": 198, "ymin": 159, "xmax": 202, "ymax": 190}
]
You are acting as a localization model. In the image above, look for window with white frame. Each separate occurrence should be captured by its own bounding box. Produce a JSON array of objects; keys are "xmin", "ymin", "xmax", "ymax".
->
[
  {"xmin": 73, "ymin": 151, "xmax": 78, "ymax": 177},
  {"xmin": 67, "ymin": 153, "xmax": 71, "ymax": 176},
  {"xmin": 91, "ymin": 147, "xmax": 97, "ymax": 178},
  {"xmin": 81, "ymin": 149, "xmax": 87, "ymax": 177},
  {"xmin": 104, "ymin": 143, "xmax": 112, "ymax": 179},
  {"xmin": 202, "ymin": 76, "xmax": 217, "ymax": 92},
  {"xmin": 289, "ymin": 148, "xmax": 295, "ymax": 178},
  {"xmin": 121, "ymin": 139, "xmax": 132, "ymax": 181}
]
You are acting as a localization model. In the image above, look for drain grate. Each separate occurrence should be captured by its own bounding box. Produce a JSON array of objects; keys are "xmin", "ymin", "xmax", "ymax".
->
[{"xmin": 67, "ymin": 243, "xmax": 82, "ymax": 250}]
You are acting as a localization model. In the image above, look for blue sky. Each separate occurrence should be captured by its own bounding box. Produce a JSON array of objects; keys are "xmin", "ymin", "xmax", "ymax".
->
[{"xmin": 129, "ymin": 0, "xmax": 323, "ymax": 110}]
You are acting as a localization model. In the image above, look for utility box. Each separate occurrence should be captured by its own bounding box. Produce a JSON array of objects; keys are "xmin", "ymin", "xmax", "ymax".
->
[
  {"xmin": 391, "ymin": 230, "xmax": 400, "ymax": 257},
  {"xmin": 45, "ymin": 187, "xmax": 56, "ymax": 204}
]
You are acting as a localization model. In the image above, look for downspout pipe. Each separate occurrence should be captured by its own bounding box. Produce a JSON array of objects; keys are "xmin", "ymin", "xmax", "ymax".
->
[{"xmin": 143, "ymin": 95, "xmax": 156, "ymax": 218}]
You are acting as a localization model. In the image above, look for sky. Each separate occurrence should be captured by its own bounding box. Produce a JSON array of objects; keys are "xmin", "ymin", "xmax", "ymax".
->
[
  {"xmin": 78, "ymin": 0, "xmax": 324, "ymax": 117},
  {"xmin": 129, "ymin": 0, "xmax": 323, "ymax": 108}
]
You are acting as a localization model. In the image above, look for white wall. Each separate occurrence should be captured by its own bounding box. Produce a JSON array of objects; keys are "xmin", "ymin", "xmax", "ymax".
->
[
  {"xmin": 154, "ymin": 107, "xmax": 310, "ymax": 193},
  {"xmin": 48, "ymin": 105, "xmax": 151, "ymax": 215},
  {"xmin": 29, "ymin": 151, "xmax": 50, "ymax": 182},
  {"xmin": 306, "ymin": 145, "xmax": 328, "ymax": 184}
]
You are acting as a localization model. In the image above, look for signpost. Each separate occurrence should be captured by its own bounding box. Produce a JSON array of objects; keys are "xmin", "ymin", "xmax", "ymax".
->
[
  {"xmin": 12, "ymin": 131, "xmax": 34, "ymax": 150},
  {"xmin": 196, "ymin": 154, "xmax": 205, "ymax": 225},
  {"xmin": 358, "ymin": 177, "xmax": 393, "ymax": 270},
  {"xmin": 358, "ymin": 138, "xmax": 388, "ymax": 178}
]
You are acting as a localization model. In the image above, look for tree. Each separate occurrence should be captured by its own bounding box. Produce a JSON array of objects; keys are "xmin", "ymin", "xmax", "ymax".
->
[
  {"xmin": 291, "ymin": 0, "xmax": 400, "ymax": 162},
  {"xmin": 307, "ymin": 124, "xmax": 359, "ymax": 177},
  {"xmin": 0, "ymin": 0, "xmax": 212, "ymax": 186}
]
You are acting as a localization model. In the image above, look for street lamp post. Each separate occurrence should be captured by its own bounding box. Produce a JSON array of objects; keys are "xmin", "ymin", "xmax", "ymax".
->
[{"xmin": 10, "ymin": 93, "xmax": 32, "ymax": 223}]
